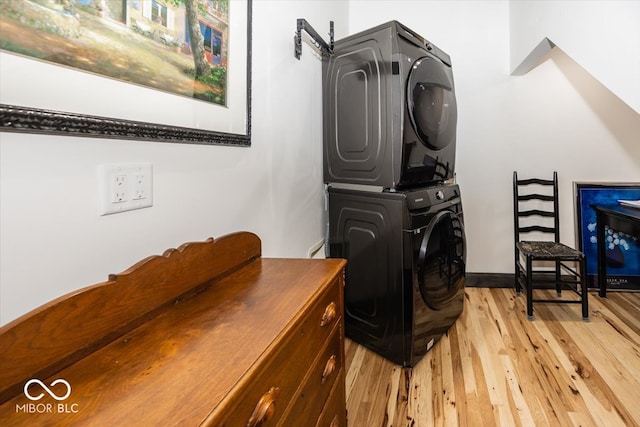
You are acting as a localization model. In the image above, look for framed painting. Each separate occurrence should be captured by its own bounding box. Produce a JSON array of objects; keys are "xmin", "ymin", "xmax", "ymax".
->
[
  {"xmin": 574, "ymin": 182, "xmax": 640, "ymax": 290},
  {"xmin": 0, "ymin": 0, "xmax": 252, "ymax": 146}
]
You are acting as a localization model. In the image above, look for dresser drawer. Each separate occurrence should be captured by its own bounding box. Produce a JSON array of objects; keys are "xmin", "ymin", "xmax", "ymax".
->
[
  {"xmin": 315, "ymin": 368, "xmax": 346, "ymax": 427},
  {"xmin": 278, "ymin": 323, "xmax": 343, "ymax": 426},
  {"xmin": 208, "ymin": 277, "xmax": 342, "ymax": 427}
]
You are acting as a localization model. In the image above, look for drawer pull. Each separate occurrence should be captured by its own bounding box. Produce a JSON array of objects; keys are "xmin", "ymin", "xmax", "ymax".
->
[
  {"xmin": 321, "ymin": 355, "xmax": 337, "ymax": 384},
  {"xmin": 320, "ymin": 302, "xmax": 337, "ymax": 327},
  {"xmin": 247, "ymin": 386, "xmax": 279, "ymax": 427}
]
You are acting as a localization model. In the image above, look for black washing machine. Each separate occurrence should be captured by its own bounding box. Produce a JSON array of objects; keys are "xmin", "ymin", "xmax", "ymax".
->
[
  {"xmin": 323, "ymin": 21, "xmax": 458, "ymax": 189},
  {"xmin": 328, "ymin": 184, "xmax": 465, "ymax": 367}
]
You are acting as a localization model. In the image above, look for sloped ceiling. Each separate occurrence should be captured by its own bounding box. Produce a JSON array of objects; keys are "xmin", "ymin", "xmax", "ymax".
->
[
  {"xmin": 510, "ymin": 37, "xmax": 555, "ymax": 76},
  {"xmin": 509, "ymin": 1, "xmax": 640, "ymax": 115}
]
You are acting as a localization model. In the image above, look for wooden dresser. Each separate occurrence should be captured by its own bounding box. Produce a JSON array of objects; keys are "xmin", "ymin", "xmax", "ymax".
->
[{"xmin": 0, "ymin": 232, "xmax": 347, "ymax": 426}]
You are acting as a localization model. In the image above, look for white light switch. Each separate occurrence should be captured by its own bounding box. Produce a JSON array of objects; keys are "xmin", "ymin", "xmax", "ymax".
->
[{"xmin": 99, "ymin": 163, "xmax": 153, "ymax": 215}]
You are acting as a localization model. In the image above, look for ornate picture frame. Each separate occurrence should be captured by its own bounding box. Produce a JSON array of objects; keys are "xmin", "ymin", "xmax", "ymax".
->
[{"xmin": 0, "ymin": 0, "xmax": 252, "ymax": 147}]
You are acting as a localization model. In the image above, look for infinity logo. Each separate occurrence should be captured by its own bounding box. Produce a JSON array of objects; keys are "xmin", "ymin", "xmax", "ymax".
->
[{"xmin": 24, "ymin": 379, "xmax": 71, "ymax": 401}]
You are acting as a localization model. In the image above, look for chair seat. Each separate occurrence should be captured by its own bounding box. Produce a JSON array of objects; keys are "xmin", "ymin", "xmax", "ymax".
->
[{"xmin": 516, "ymin": 241, "xmax": 584, "ymax": 260}]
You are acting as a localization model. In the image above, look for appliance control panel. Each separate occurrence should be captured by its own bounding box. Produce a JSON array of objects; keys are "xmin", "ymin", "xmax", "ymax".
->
[{"xmin": 406, "ymin": 185, "xmax": 460, "ymax": 211}]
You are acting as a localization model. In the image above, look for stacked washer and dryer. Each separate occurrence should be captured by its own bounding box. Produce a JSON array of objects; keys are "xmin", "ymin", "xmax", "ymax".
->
[{"xmin": 323, "ymin": 21, "xmax": 466, "ymax": 367}]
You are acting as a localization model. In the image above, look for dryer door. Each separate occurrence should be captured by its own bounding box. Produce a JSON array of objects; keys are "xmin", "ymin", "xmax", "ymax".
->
[
  {"xmin": 407, "ymin": 57, "xmax": 457, "ymax": 151},
  {"xmin": 417, "ymin": 210, "xmax": 466, "ymax": 310}
]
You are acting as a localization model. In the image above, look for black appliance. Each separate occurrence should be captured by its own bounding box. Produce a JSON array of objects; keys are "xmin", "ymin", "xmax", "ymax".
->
[
  {"xmin": 323, "ymin": 21, "xmax": 458, "ymax": 189},
  {"xmin": 328, "ymin": 184, "xmax": 465, "ymax": 367}
]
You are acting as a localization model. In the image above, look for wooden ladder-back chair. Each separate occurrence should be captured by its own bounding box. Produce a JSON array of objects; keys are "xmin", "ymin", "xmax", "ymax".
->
[{"xmin": 513, "ymin": 171, "xmax": 589, "ymax": 320}]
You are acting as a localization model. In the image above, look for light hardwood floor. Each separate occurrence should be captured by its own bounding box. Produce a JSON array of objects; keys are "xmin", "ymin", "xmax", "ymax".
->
[{"xmin": 344, "ymin": 288, "xmax": 640, "ymax": 427}]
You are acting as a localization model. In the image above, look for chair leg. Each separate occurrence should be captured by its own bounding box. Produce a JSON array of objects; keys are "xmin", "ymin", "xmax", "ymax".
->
[
  {"xmin": 514, "ymin": 249, "xmax": 521, "ymax": 296},
  {"xmin": 580, "ymin": 258, "xmax": 589, "ymax": 321},
  {"xmin": 526, "ymin": 256, "xmax": 534, "ymax": 320},
  {"xmin": 555, "ymin": 260, "xmax": 562, "ymax": 297}
]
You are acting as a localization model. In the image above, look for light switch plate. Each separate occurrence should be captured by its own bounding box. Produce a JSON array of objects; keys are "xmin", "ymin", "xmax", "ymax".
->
[{"xmin": 99, "ymin": 163, "xmax": 153, "ymax": 215}]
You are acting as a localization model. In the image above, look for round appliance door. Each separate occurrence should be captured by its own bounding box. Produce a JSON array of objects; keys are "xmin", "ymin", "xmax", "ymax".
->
[
  {"xmin": 407, "ymin": 57, "xmax": 457, "ymax": 150},
  {"xmin": 417, "ymin": 210, "xmax": 466, "ymax": 310}
]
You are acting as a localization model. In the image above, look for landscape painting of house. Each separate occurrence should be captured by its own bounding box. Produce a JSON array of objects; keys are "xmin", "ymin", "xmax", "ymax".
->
[{"xmin": 0, "ymin": 0, "xmax": 230, "ymax": 105}]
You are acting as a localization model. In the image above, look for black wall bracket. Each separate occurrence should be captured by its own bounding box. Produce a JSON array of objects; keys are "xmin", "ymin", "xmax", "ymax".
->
[{"xmin": 294, "ymin": 19, "xmax": 334, "ymax": 60}]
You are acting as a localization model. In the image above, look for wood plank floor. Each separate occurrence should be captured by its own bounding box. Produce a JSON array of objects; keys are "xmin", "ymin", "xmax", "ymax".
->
[{"xmin": 344, "ymin": 288, "xmax": 640, "ymax": 427}]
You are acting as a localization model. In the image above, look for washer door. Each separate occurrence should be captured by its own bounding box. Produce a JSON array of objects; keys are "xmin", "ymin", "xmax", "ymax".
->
[
  {"xmin": 417, "ymin": 210, "xmax": 466, "ymax": 310},
  {"xmin": 407, "ymin": 57, "xmax": 457, "ymax": 150}
]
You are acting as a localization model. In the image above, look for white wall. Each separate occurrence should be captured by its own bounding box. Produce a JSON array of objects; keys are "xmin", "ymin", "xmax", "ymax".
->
[
  {"xmin": 510, "ymin": 0, "xmax": 640, "ymax": 114},
  {"xmin": 349, "ymin": 0, "xmax": 640, "ymax": 274},
  {"xmin": 0, "ymin": 1, "xmax": 349, "ymax": 325}
]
